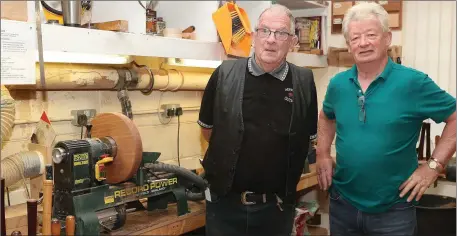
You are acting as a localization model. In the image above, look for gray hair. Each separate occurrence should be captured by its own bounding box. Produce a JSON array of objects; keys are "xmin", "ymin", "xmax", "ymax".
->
[
  {"xmin": 256, "ymin": 4, "xmax": 295, "ymax": 33},
  {"xmin": 342, "ymin": 2, "xmax": 390, "ymax": 41}
]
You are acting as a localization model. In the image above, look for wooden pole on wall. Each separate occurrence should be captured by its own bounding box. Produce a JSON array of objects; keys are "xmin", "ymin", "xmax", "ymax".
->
[{"xmin": 1, "ymin": 178, "xmax": 6, "ymax": 236}]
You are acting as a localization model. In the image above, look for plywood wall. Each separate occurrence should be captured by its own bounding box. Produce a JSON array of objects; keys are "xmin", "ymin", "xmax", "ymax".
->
[
  {"xmin": 402, "ymin": 1, "xmax": 456, "ymax": 141},
  {"xmin": 402, "ymin": 1, "xmax": 456, "ymax": 97}
]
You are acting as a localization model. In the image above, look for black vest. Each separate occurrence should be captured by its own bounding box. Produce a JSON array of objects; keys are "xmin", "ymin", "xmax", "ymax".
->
[{"xmin": 202, "ymin": 58, "xmax": 316, "ymax": 198}]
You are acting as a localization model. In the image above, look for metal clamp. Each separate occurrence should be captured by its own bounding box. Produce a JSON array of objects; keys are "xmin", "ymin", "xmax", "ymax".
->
[
  {"xmin": 114, "ymin": 68, "xmax": 138, "ymax": 91},
  {"xmin": 241, "ymin": 191, "xmax": 255, "ymax": 205}
]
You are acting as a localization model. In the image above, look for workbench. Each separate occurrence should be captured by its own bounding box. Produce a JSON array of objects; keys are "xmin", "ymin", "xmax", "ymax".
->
[
  {"xmin": 113, "ymin": 167, "xmax": 318, "ymax": 235},
  {"xmin": 5, "ymin": 166, "xmax": 318, "ymax": 235}
]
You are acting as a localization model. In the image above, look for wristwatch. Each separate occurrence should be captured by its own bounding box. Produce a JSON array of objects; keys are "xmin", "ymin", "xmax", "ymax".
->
[{"xmin": 427, "ymin": 158, "xmax": 445, "ymax": 173}]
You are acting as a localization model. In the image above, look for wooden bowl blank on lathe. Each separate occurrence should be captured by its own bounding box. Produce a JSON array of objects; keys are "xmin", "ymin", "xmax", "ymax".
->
[{"xmin": 91, "ymin": 112, "xmax": 143, "ymax": 184}]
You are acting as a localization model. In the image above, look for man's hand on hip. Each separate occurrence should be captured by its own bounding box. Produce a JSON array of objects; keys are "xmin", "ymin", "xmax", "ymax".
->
[
  {"xmin": 399, "ymin": 164, "xmax": 439, "ymax": 202},
  {"xmin": 316, "ymin": 155, "xmax": 334, "ymax": 191}
]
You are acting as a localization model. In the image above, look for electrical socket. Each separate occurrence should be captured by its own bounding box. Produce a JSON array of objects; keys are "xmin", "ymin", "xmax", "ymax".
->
[
  {"xmin": 71, "ymin": 109, "xmax": 97, "ymax": 127},
  {"xmin": 160, "ymin": 104, "xmax": 182, "ymax": 118}
]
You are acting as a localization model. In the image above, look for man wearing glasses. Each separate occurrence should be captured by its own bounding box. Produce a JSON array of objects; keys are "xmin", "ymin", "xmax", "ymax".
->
[
  {"xmin": 198, "ymin": 4, "xmax": 317, "ymax": 236},
  {"xmin": 317, "ymin": 2, "xmax": 456, "ymax": 235}
]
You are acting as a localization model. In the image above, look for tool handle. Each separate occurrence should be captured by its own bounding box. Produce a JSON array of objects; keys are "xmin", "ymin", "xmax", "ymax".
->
[
  {"xmin": 10, "ymin": 231, "xmax": 22, "ymax": 236},
  {"xmin": 27, "ymin": 199, "xmax": 38, "ymax": 236},
  {"xmin": 51, "ymin": 218, "xmax": 61, "ymax": 236},
  {"xmin": 42, "ymin": 180, "xmax": 53, "ymax": 235},
  {"xmin": 66, "ymin": 215, "xmax": 75, "ymax": 236},
  {"xmin": 182, "ymin": 25, "xmax": 195, "ymax": 33}
]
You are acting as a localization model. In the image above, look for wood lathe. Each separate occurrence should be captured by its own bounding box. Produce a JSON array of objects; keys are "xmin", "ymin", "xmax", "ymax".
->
[{"xmin": 45, "ymin": 112, "xmax": 207, "ymax": 235}]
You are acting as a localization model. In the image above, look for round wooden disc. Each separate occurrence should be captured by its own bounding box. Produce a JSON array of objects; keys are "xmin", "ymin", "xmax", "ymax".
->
[{"xmin": 91, "ymin": 112, "xmax": 142, "ymax": 184}]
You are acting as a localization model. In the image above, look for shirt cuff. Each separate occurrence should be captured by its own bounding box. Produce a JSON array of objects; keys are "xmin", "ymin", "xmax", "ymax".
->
[{"xmin": 197, "ymin": 120, "xmax": 213, "ymax": 129}]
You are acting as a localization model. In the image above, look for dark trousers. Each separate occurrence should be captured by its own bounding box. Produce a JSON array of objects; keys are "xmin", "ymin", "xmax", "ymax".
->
[
  {"xmin": 205, "ymin": 191, "xmax": 296, "ymax": 236},
  {"xmin": 329, "ymin": 187, "xmax": 417, "ymax": 236}
]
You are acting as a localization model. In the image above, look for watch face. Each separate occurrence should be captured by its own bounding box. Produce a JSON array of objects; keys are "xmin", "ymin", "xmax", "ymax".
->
[{"xmin": 429, "ymin": 161, "xmax": 437, "ymax": 169}]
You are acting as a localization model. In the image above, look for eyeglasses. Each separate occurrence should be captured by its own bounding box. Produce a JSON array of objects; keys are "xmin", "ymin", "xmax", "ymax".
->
[
  {"xmin": 255, "ymin": 28, "xmax": 293, "ymax": 41},
  {"xmin": 358, "ymin": 95, "xmax": 366, "ymax": 123}
]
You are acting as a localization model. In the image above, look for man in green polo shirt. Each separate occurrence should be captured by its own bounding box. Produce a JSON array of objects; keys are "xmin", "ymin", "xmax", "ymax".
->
[{"xmin": 316, "ymin": 2, "xmax": 456, "ymax": 236}]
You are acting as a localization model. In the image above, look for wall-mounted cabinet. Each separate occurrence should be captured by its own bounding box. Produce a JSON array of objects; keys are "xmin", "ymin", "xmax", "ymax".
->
[{"xmin": 331, "ymin": 1, "xmax": 402, "ymax": 34}]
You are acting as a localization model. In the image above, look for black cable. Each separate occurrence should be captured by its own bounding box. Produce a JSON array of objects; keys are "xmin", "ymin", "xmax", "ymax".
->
[{"xmin": 177, "ymin": 115, "xmax": 181, "ymax": 167}]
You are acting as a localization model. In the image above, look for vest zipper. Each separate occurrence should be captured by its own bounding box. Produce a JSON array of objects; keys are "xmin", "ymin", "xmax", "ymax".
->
[{"xmin": 285, "ymin": 100, "xmax": 294, "ymax": 196}]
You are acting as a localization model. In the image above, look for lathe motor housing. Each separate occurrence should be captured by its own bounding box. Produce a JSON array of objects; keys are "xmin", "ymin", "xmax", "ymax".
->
[{"xmin": 52, "ymin": 137, "xmax": 117, "ymax": 222}]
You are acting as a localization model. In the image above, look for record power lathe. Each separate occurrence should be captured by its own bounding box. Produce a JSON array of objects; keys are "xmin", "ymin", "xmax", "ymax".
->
[{"xmin": 50, "ymin": 113, "xmax": 207, "ymax": 235}]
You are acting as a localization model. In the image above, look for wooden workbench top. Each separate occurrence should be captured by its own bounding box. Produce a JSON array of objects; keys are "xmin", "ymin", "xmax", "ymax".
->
[{"xmin": 112, "ymin": 201, "xmax": 206, "ymax": 235}]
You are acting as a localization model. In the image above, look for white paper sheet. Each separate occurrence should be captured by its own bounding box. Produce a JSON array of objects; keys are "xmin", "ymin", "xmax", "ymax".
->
[{"xmin": 1, "ymin": 19, "xmax": 36, "ymax": 85}]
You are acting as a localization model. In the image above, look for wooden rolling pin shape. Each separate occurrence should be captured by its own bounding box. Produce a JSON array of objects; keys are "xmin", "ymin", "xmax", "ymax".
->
[
  {"xmin": 51, "ymin": 218, "xmax": 61, "ymax": 236},
  {"xmin": 42, "ymin": 180, "xmax": 53, "ymax": 235},
  {"xmin": 66, "ymin": 215, "xmax": 75, "ymax": 236}
]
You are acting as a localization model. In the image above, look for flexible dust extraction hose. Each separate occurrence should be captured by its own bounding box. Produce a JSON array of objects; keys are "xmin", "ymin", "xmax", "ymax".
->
[
  {"xmin": 144, "ymin": 162, "xmax": 207, "ymax": 201},
  {"xmin": 1, "ymin": 87, "xmax": 15, "ymax": 145},
  {"xmin": 1, "ymin": 151, "xmax": 45, "ymax": 187}
]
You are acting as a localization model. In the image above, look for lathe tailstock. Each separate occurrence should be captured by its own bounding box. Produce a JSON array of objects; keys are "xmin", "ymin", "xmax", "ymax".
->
[{"xmin": 50, "ymin": 112, "xmax": 207, "ymax": 235}]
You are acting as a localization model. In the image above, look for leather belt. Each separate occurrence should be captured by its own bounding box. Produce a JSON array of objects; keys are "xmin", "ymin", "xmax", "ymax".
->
[{"xmin": 240, "ymin": 191, "xmax": 277, "ymax": 205}]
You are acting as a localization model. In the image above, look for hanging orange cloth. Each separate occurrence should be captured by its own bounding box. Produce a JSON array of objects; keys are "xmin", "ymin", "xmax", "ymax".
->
[{"xmin": 212, "ymin": 2, "xmax": 252, "ymax": 57}]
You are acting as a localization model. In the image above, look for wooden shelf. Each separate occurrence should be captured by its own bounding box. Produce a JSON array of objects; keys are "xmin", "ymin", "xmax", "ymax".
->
[
  {"xmin": 1, "ymin": 19, "xmax": 328, "ymax": 68},
  {"xmin": 1, "ymin": 19, "xmax": 226, "ymax": 62},
  {"xmin": 276, "ymin": 0, "xmax": 328, "ymax": 10}
]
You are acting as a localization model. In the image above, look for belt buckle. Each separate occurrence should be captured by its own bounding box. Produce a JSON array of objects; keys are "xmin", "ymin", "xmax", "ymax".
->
[{"xmin": 241, "ymin": 191, "xmax": 256, "ymax": 205}]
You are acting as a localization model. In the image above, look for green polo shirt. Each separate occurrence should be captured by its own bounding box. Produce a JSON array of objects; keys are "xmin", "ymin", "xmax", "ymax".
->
[{"xmin": 323, "ymin": 57, "xmax": 456, "ymax": 213}]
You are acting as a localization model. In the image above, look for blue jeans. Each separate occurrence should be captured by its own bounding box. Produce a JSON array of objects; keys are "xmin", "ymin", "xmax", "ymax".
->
[
  {"xmin": 329, "ymin": 187, "xmax": 417, "ymax": 236},
  {"xmin": 205, "ymin": 192, "xmax": 296, "ymax": 236}
]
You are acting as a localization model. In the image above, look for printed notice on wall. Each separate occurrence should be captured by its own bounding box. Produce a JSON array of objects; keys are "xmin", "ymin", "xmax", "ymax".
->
[{"xmin": 1, "ymin": 19, "xmax": 36, "ymax": 85}]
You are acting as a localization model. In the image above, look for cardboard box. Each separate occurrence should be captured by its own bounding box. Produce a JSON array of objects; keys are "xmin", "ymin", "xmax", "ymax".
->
[
  {"xmin": 1, "ymin": 1, "xmax": 28, "ymax": 22},
  {"xmin": 332, "ymin": 2, "xmax": 353, "ymax": 16},
  {"xmin": 388, "ymin": 13, "xmax": 400, "ymax": 28}
]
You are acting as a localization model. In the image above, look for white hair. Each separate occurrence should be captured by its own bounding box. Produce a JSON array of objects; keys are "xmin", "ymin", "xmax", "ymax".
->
[
  {"xmin": 256, "ymin": 4, "xmax": 295, "ymax": 33},
  {"xmin": 342, "ymin": 2, "xmax": 390, "ymax": 40}
]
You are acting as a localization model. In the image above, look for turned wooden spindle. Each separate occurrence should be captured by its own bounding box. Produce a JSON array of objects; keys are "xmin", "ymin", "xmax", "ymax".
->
[
  {"xmin": 26, "ymin": 199, "xmax": 38, "ymax": 236},
  {"xmin": 42, "ymin": 180, "xmax": 53, "ymax": 235},
  {"xmin": 51, "ymin": 218, "xmax": 61, "ymax": 236},
  {"xmin": 10, "ymin": 231, "xmax": 22, "ymax": 236},
  {"xmin": 1, "ymin": 178, "xmax": 6, "ymax": 236},
  {"xmin": 66, "ymin": 215, "xmax": 75, "ymax": 236}
]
